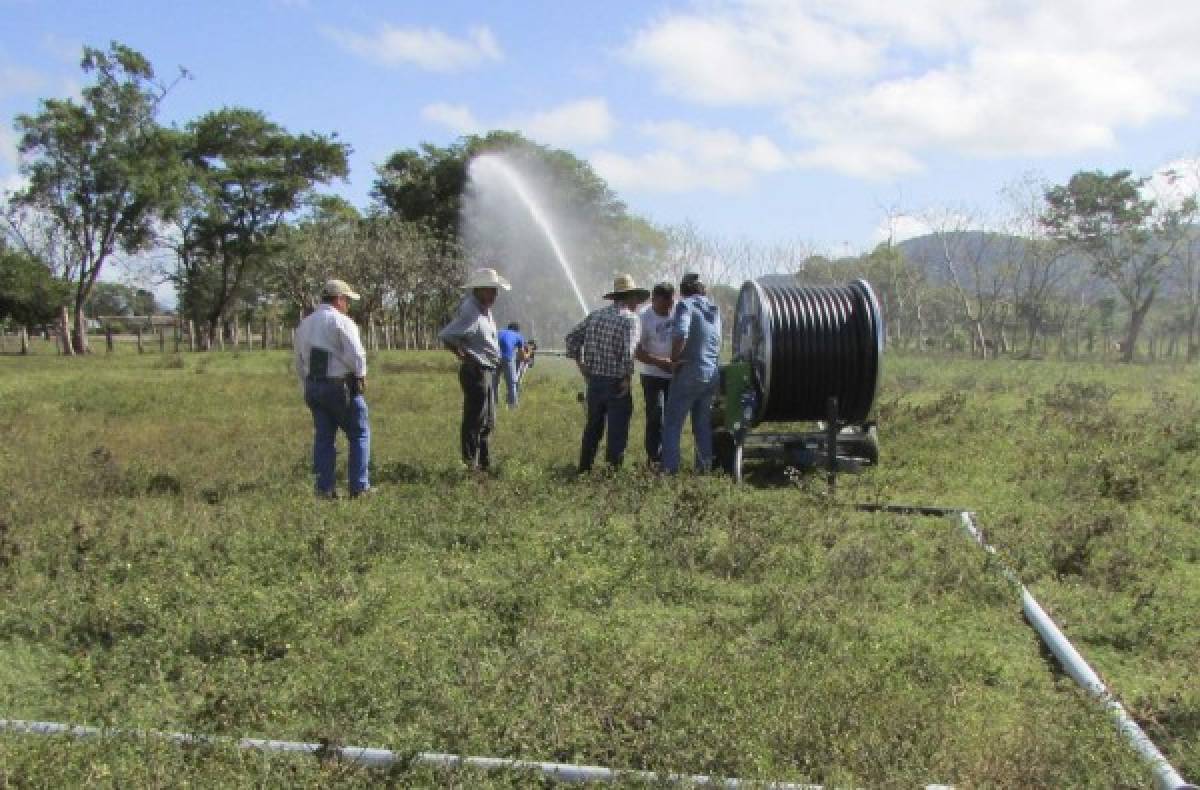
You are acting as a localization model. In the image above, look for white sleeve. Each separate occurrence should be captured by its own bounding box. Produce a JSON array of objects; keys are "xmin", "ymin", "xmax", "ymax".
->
[{"xmin": 339, "ymin": 315, "xmax": 368, "ymax": 377}]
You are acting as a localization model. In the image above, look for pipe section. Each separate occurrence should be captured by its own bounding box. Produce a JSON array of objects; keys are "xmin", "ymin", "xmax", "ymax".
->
[
  {"xmin": 0, "ymin": 719, "xmax": 825, "ymax": 789},
  {"xmin": 956, "ymin": 512, "xmax": 1195, "ymax": 790}
]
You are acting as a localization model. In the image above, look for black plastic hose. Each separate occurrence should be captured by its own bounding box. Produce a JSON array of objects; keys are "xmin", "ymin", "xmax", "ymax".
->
[{"xmin": 735, "ymin": 279, "xmax": 883, "ymax": 424}]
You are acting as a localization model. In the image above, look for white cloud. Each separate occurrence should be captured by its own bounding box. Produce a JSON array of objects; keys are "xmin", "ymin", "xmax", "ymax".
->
[
  {"xmin": 592, "ymin": 149, "xmax": 757, "ymax": 192},
  {"xmin": 873, "ymin": 214, "xmax": 934, "ymax": 245},
  {"xmin": 421, "ymin": 103, "xmax": 482, "ymax": 135},
  {"xmin": 422, "ymin": 98, "xmax": 614, "ymax": 148},
  {"xmin": 794, "ymin": 143, "xmax": 922, "ymax": 180},
  {"xmin": 624, "ymin": 3, "xmax": 880, "ymax": 106},
  {"xmin": 592, "ymin": 122, "xmax": 790, "ymax": 193},
  {"xmin": 624, "ymin": 0, "xmax": 1200, "ymax": 177},
  {"xmin": 521, "ymin": 99, "xmax": 614, "ymax": 148},
  {"xmin": 325, "ymin": 24, "xmax": 502, "ymax": 72}
]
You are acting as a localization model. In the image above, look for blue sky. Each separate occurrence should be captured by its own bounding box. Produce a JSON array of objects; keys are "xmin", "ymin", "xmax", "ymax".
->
[{"xmin": 4, "ymin": 0, "xmax": 1200, "ymax": 257}]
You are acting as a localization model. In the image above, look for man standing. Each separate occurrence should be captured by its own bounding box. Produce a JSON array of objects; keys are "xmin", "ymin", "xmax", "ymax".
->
[
  {"xmin": 495, "ymin": 322, "xmax": 529, "ymax": 409},
  {"xmin": 565, "ymin": 274, "xmax": 648, "ymax": 472},
  {"xmin": 294, "ymin": 279, "xmax": 371, "ymax": 498},
  {"xmin": 661, "ymin": 272, "xmax": 722, "ymax": 474},
  {"xmin": 439, "ymin": 267, "xmax": 510, "ymax": 471},
  {"xmin": 634, "ymin": 282, "xmax": 675, "ymax": 467}
]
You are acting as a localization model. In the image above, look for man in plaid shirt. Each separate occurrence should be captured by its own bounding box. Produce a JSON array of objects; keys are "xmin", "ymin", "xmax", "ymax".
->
[{"xmin": 565, "ymin": 274, "xmax": 649, "ymax": 472}]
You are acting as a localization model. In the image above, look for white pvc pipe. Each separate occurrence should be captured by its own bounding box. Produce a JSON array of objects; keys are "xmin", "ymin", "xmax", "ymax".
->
[
  {"xmin": 957, "ymin": 512, "xmax": 1195, "ymax": 790},
  {"xmin": 0, "ymin": 719, "xmax": 824, "ymax": 788}
]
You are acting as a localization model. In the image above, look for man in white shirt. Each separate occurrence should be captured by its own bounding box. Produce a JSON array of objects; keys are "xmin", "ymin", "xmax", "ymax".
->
[
  {"xmin": 634, "ymin": 282, "xmax": 675, "ymax": 467},
  {"xmin": 294, "ymin": 279, "xmax": 371, "ymax": 498}
]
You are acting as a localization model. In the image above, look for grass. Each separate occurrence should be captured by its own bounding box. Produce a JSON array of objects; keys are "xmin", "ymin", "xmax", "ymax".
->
[{"xmin": 0, "ymin": 348, "xmax": 1196, "ymax": 787}]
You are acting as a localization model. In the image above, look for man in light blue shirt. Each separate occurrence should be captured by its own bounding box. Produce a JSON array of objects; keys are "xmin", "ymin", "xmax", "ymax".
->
[
  {"xmin": 439, "ymin": 267, "xmax": 509, "ymax": 471},
  {"xmin": 661, "ymin": 272, "xmax": 722, "ymax": 474}
]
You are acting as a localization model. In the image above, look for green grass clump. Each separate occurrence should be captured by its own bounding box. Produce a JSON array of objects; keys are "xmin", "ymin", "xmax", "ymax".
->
[{"xmin": 0, "ymin": 350, "xmax": 1195, "ymax": 786}]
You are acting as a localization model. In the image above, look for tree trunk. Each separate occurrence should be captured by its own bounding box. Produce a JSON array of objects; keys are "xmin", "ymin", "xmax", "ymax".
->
[
  {"xmin": 71, "ymin": 304, "xmax": 89, "ymax": 354},
  {"xmin": 58, "ymin": 305, "xmax": 74, "ymax": 356},
  {"xmin": 1122, "ymin": 301, "xmax": 1153, "ymax": 363}
]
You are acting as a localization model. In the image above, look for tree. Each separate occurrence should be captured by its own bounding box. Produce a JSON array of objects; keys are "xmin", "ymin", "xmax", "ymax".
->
[
  {"xmin": 86, "ymin": 281, "xmax": 157, "ymax": 318},
  {"xmin": 173, "ymin": 107, "xmax": 349, "ymax": 346},
  {"xmin": 1042, "ymin": 170, "xmax": 1197, "ymax": 362},
  {"xmin": 998, "ymin": 175, "xmax": 1072, "ymax": 357},
  {"xmin": 11, "ymin": 41, "xmax": 186, "ymax": 353},
  {"xmin": 0, "ymin": 242, "xmax": 70, "ymax": 328}
]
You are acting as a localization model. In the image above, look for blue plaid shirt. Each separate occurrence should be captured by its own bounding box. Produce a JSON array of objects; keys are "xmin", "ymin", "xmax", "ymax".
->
[{"xmin": 565, "ymin": 303, "xmax": 639, "ymax": 379}]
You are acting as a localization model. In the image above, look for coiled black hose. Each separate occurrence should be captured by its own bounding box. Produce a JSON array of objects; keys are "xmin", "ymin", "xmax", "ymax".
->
[{"xmin": 735, "ymin": 279, "xmax": 883, "ymax": 424}]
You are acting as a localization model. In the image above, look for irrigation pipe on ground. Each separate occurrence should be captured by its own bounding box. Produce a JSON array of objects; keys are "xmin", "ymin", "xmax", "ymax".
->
[{"xmin": 1, "ymin": 507, "xmax": 1194, "ymax": 788}]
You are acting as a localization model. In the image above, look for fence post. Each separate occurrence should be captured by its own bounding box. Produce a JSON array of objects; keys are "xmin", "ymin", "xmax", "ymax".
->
[
  {"xmin": 275, "ymin": 323, "xmax": 282, "ymax": 350},
  {"xmin": 136, "ymin": 327, "xmax": 144, "ymax": 354},
  {"xmin": 188, "ymin": 321, "xmax": 196, "ymax": 352},
  {"xmin": 20, "ymin": 328, "xmax": 29, "ymax": 355},
  {"xmin": 262, "ymin": 319, "xmax": 269, "ymax": 350},
  {"xmin": 159, "ymin": 328, "xmax": 166, "ymax": 353},
  {"xmin": 105, "ymin": 326, "xmax": 114, "ymax": 353},
  {"xmin": 216, "ymin": 326, "xmax": 224, "ymax": 352}
]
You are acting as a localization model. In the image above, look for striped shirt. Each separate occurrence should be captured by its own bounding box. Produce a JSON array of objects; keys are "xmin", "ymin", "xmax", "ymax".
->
[{"xmin": 564, "ymin": 303, "xmax": 639, "ymax": 379}]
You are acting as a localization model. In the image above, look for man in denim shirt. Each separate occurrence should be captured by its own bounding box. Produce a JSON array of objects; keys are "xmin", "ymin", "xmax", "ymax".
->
[{"xmin": 661, "ymin": 272, "xmax": 722, "ymax": 474}]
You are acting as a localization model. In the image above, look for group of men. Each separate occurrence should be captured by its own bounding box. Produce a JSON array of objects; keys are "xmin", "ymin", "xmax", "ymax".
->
[
  {"xmin": 294, "ymin": 267, "xmax": 720, "ymax": 497},
  {"xmin": 564, "ymin": 272, "xmax": 722, "ymax": 474}
]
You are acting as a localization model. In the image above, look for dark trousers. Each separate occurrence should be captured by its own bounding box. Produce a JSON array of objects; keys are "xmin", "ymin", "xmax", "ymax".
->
[
  {"xmin": 579, "ymin": 375, "xmax": 633, "ymax": 471},
  {"xmin": 459, "ymin": 362, "xmax": 495, "ymax": 469},
  {"xmin": 640, "ymin": 374, "xmax": 671, "ymax": 464}
]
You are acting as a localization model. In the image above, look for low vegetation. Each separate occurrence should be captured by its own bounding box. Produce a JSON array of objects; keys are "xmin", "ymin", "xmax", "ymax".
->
[{"xmin": 0, "ymin": 349, "xmax": 1196, "ymax": 787}]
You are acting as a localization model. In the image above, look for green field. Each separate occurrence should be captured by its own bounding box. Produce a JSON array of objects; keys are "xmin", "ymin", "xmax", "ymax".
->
[{"xmin": 0, "ymin": 349, "xmax": 1196, "ymax": 787}]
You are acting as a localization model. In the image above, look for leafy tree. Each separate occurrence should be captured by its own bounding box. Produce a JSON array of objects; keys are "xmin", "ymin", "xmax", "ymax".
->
[
  {"xmin": 269, "ymin": 196, "xmax": 361, "ymax": 318},
  {"xmin": 173, "ymin": 107, "xmax": 349, "ymax": 345},
  {"xmin": 11, "ymin": 41, "xmax": 186, "ymax": 353},
  {"xmin": 86, "ymin": 281, "xmax": 157, "ymax": 318},
  {"xmin": 1042, "ymin": 170, "xmax": 1197, "ymax": 362},
  {"xmin": 0, "ymin": 242, "xmax": 70, "ymax": 327}
]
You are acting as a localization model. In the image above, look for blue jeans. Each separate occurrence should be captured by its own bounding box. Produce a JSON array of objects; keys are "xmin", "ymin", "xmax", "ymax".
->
[
  {"xmin": 640, "ymin": 374, "xmax": 671, "ymax": 464},
  {"xmin": 497, "ymin": 356, "xmax": 519, "ymax": 407},
  {"xmin": 579, "ymin": 375, "xmax": 633, "ymax": 471},
  {"xmin": 305, "ymin": 378, "xmax": 370, "ymax": 494},
  {"xmin": 661, "ymin": 367, "xmax": 717, "ymax": 474}
]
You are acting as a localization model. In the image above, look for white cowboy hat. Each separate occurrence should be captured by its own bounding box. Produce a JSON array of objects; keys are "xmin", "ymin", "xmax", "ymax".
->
[
  {"xmin": 603, "ymin": 273, "xmax": 650, "ymax": 301},
  {"xmin": 463, "ymin": 267, "xmax": 512, "ymax": 291},
  {"xmin": 322, "ymin": 278, "xmax": 360, "ymax": 300}
]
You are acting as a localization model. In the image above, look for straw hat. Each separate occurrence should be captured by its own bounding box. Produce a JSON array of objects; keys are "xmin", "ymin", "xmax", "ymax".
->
[
  {"xmin": 463, "ymin": 268, "xmax": 512, "ymax": 291},
  {"xmin": 603, "ymin": 273, "xmax": 650, "ymax": 301},
  {"xmin": 322, "ymin": 279, "xmax": 360, "ymax": 300}
]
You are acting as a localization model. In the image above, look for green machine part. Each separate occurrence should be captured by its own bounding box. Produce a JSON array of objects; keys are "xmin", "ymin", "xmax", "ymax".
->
[{"xmin": 721, "ymin": 359, "xmax": 757, "ymax": 441}]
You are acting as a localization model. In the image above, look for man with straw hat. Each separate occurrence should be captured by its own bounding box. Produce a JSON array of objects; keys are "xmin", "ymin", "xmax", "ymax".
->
[
  {"xmin": 294, "ymin": 278, "xmax": 371, "ymax": 498},
  {"xmin": 439, "ymin": 267, "xmax": 511, "ymax": 472},
  {"xmin": 564, "ymin": 273, "xmax": 649, "ymax": 472}
]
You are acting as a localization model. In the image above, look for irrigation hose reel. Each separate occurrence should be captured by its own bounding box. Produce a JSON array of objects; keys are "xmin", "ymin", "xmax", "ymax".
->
[{"xmin": 714, "ymin": 278, "xmax": 885, "ymax": 482}]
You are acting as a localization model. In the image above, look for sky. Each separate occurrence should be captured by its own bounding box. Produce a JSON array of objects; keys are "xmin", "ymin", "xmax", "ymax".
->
[{"xmin": 4, "ymin": 0, "xmax": 1200, "ymax": 262}]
